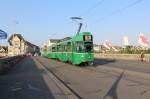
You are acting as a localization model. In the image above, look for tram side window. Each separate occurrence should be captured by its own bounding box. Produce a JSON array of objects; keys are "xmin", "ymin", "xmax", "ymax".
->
[
  {"xmin": 61, "ymin": 45, "xmax": 65, "ymax": 52},
  {"xmin": 67, "ymin": 42, "xmax": 72, "ymax": 52},
  {"xmin": 75, "ymin": 41, "xmax": 84, "ymax": 53},
  {"xmin": 52, "ymin": 46, "xmax": 56, "ymax": 52},
  {"xmin": 57, "ymin": 45, "xmax": 61, "ymax": 52},
  {"xmin": 61, "ymin": 45, "xmax": 64, "ymax": 52},
  {"xmin": 64, "ymin": 45, "xmax": 67, "ymax": 52},
  {"xmin": 72, "ymin": 42, "xmax": 75, "ymax": 52}
]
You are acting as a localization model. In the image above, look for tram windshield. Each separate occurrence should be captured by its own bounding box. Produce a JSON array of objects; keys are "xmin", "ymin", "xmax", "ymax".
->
[
  {"xmin": 84, "ymin": 42, "xmax": 93, "ymax": 52},
  {"xmin": 75, "ymin": 41, "xmax": 93, "ymax": 53},
  {"xmin": 84, "ymin": 35, "xmax": 93, "ymax": 52}
]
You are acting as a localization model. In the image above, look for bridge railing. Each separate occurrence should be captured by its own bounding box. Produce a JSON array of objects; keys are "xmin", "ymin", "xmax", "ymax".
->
[
  {"xmin": 0, "ymin": 55, "xmax": 25, "ymax": 74},
  {"xmin": 94, "ymin": 54, "xmax": 150, "ymax": 62}
]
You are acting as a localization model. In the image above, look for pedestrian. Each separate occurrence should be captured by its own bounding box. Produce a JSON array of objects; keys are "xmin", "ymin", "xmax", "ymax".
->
[{"xmin": 140, "ymin": 52, "xmax": 144, "ymax": 62}]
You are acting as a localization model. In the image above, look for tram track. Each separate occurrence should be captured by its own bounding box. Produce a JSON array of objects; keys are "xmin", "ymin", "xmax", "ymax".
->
[
  {"xmin": 38, "ymin": 57, "xmax": 150, "ymax": 88},
  {"xmin": 35, "ymin": 57, "xmax": 82, "ymax": 99},
  {"xmin": 35, "ymin": 56, "xmax": 150, "ymax": 98}
]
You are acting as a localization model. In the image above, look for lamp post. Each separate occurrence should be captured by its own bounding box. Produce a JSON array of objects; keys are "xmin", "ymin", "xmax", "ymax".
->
[{"xmin": 70, "ymin": 17, "xmax": 83, "ymax": 35}]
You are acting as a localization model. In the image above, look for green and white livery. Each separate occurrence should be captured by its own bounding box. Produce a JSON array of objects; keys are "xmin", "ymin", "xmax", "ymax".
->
[{"xmin": 42, "ymin": 32, "xmax": 94, "ymax": 65}]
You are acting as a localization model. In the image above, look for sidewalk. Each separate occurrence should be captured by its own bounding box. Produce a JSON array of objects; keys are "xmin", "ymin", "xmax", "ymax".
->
[{"xmin": 0, "ymin": 56, "xmax": 66, "ymax": 99}]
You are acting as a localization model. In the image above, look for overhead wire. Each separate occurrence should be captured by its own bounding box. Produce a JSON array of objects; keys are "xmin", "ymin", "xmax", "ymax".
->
[
  {"xmin": 93, "ymin": 0, "xmax": 144, "ymax": 24},
  {"xmin": 79, "ymin": 0, "xmax": 105, "ymax": 18},
  {"xmin": 75, "ymin": 0, "xmax": 144, "ymax": 32},
  {"xmin": 78, "ymin": 0, "xmax": 105, "ymax": 32}
]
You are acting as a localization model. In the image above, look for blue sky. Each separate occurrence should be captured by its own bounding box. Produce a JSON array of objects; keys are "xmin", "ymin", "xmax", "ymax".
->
[{"xmin": 0, "ymin": 0, "xmax": 149, "ymax": 46}]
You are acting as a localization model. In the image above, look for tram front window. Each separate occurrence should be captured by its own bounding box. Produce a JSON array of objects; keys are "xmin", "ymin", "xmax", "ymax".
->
[
  {"xmin": 83, "ymin": 35, "xmax": 93, "ymax": 52},
  {"xmin": 84, "ymin": 42, "xmax": 93, "ymax": 52},
  {"xmin": 76, "ymin": 41, "xmax": 93, "ymax": 53}
]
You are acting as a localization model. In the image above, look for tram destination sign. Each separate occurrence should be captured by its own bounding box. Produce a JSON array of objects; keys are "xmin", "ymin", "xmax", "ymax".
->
[{"xmin": 84, "ymin": 35, "xmax": 92, "ymax": 41}]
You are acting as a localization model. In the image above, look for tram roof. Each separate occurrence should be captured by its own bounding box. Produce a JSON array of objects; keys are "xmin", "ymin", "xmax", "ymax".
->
[{"xmin": 52, "ymin": 32, "xmax": 92, "ymax": 46}]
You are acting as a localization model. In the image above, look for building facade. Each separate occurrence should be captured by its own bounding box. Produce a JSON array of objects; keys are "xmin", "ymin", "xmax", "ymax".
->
[
  {"xmin": 0, "ymin": 46, "xmax": 8, "ymax": 57},
  {"xmin": 8, "ymin": 34, "xmax": 39, "ymax": 56},
  {"xmin": 42, "ymin": 39, "xmax": 61, "ymax": 52}
]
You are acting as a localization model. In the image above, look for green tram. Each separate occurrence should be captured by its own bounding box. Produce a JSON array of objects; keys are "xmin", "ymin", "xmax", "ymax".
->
[{"xmin": 42, "ymin": 32, "xmax": 94, "ymax": 65}]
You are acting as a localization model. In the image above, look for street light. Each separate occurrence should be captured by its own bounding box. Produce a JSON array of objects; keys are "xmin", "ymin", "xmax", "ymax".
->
[{"xmin": 70, "ymin": 17, "xmax": 83, "ymax": 35}]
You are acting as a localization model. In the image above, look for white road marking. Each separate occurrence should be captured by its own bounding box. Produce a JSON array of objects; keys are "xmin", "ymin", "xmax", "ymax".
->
[
  {"xmin": 28, "ymin": 84, "xmax": 41, "ymax": 92},
  {"xmin": 11, "ymin": 87, "xmax": 22, "ymax": 91}
]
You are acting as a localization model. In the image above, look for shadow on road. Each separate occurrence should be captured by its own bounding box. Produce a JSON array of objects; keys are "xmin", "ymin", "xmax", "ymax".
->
[
  {"xmin": 93, "ymin": 58, "xmax": 116, "ymax": 66},
  {"xmin": 0, "ymin": 56, "xmax": 56, "ymax": 99},
  {"xmin": 103, "ymin": 71, "xmax": 124, "ymax": 99}
]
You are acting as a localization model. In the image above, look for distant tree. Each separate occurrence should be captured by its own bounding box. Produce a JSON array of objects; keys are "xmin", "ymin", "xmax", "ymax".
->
[{"xmin": 145, "ymin": 48, "xmax": 150, "ymax": 54}]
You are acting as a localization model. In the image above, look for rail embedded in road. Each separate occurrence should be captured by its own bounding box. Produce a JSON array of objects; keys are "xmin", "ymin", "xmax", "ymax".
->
[{"xmin": 34, "ymin": 57, "xmax": 82, "ymax": 99}]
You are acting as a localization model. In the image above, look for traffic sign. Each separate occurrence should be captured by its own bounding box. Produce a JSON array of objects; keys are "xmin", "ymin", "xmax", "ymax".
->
[{"xmin": 0, "ymin": 29, "xmax": 7, "ymax": 39}]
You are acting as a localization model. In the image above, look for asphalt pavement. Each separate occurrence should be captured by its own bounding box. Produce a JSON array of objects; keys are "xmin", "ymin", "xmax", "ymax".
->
[
  {"xmin": 36, "ymin": 56, "xmax": 150, "ymax": 99},
  {"xmin": 0, "ymin": 56, "xmax": 67, "ymax": 99},
  {"xmin": 94, "ymin": 58, "xmax": 150, "ymax": 73},
  {"xmin": 0, "ymin": 56, "xmax": 150, "ymax": 99}
]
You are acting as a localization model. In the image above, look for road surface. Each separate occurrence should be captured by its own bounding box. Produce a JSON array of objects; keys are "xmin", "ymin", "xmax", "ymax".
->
[{"xmin": 0, "ymin": 56, "xmax": 150, "ymax": 99}]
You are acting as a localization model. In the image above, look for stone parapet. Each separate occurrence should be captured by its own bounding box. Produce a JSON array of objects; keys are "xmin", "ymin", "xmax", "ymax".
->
[{"xmin": 94, "ymin": 54, "xmax": 150, "ymax": 62}]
